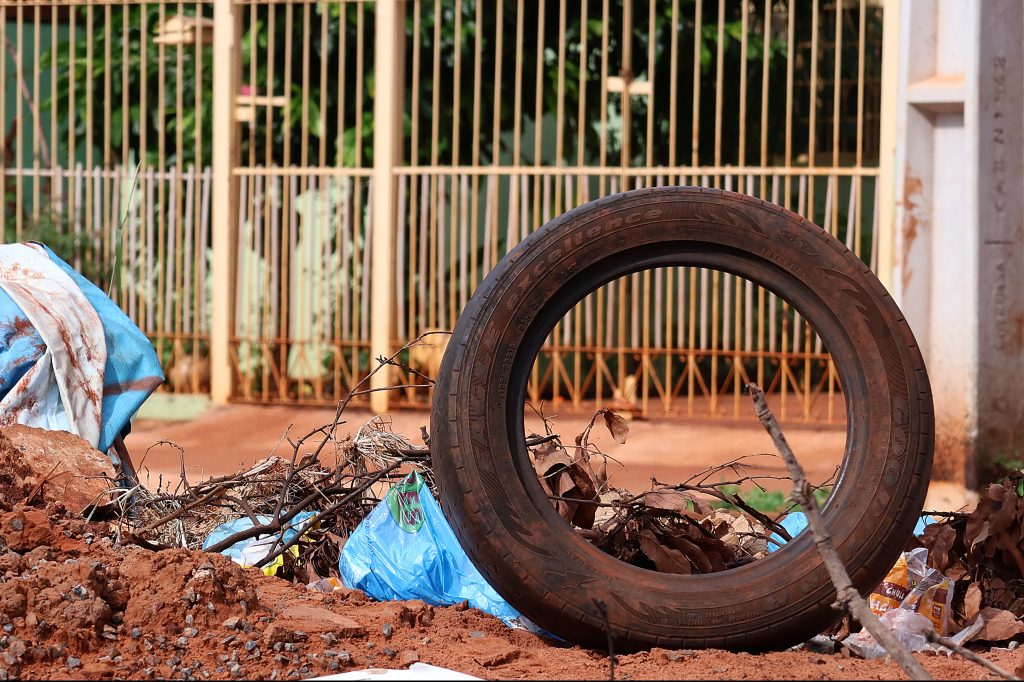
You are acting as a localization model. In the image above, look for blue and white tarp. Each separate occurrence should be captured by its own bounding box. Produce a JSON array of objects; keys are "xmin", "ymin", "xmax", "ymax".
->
[{"xmin": 0, "ymin": 242, "xmax": 163, "ymax": 455}]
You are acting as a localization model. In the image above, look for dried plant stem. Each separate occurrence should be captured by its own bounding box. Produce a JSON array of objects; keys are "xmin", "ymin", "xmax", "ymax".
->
[
  {"xmin": 923, "ymin": 631, "xmax": 1019, "ymax": 681},
  {"xmin": 747, "ymin": 383, "xmax": 932, "ymax": 681}
]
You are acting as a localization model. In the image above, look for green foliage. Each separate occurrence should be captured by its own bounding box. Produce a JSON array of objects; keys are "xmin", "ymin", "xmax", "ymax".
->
[
  {"xmin": 41, "ymin": 4, "xmax": 215, "ymax": 168},
  {"xmin": 37, "ymin": 0, "xmax": 883, "ymax": 172},
  {"xmin": 713, "ymin": 484, "xmax": 831, "ymax": 514}
]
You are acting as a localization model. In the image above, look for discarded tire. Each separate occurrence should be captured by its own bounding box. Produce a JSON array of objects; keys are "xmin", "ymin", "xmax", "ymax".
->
[{"xmin": 430, "ymin": 187, "xmax": 933, "ymax": 651}]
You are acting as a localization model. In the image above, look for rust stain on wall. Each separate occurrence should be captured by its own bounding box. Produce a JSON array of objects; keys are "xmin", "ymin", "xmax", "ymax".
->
[
  {"xmin": 1012, "ymin": 311, "xmax": 1024, "ymax": 355},
  {"xmin": 900, "ymin": 168, "xmax": 925, "ymax": 294}
]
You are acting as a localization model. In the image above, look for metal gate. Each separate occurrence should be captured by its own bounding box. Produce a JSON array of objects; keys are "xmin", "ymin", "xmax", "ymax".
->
[{"xmin": 2, "ymin": 0, "xmax": 886, "ymax": 422}]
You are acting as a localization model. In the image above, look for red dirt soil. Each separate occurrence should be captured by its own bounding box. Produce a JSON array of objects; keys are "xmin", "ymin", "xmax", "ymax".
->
[
  {"xmin": 127, "ymin": 405, "xmax": 848, "ymax": 496},
  {"xmin": 1, "ymin": 506, "xmax": 1020, "ymax": 681}
]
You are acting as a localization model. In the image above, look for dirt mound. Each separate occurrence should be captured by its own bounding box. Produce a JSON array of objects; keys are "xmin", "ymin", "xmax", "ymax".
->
[
  {"xmin": 0, "ymin": 425, "xmax": 116, "ymax": 514},
  {"xmin": 0, "ymin": 506, "xmax": 1018, "ymax": 680},
  {"xmin": 0, "ymin": 428, "xmax": 1017, "ymax": 680}
]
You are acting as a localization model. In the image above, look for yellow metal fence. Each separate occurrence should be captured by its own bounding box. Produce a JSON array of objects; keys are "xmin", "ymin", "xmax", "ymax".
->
[{"xmin": 1, "ymin": 0, "xmax": 886, "ymax": 423}]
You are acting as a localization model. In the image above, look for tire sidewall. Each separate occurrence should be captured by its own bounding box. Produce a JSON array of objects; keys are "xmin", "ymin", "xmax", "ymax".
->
[{"xmin": 431, "ymin": 187, "xmax": 933, "ymax": 650}]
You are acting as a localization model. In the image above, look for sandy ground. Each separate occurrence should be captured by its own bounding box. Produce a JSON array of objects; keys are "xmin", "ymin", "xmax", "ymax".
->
[{"xmin": 126, "ymin": 405, "xmax": 848, "ymax": 497}]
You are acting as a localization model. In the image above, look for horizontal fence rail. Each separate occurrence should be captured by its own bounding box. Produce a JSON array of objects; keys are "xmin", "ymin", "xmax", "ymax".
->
[{"xmin": 1, "ymin": 0, "xmax": 887, "ymax": 424}]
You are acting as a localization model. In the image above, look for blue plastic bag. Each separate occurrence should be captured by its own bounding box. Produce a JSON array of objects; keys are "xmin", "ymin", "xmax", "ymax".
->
[
  {"xmin": 768, "ymin": 512, "xmax": 929, "ymax": 551},
  {"xmin": 339, "ymin": 471, "xmax": 523, "ymax": 627}
]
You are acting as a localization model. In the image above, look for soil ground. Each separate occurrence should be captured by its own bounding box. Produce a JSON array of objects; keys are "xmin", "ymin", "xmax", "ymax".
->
[
  {"xmin": 1, "ymin": 506, "xmax": 1019, "ymax": 681},
  {"xmin": 126, "ymin": 404, "xmax": 848, "ymax": 498},
  {"xmin": 0, "ymin": 414, "xmax": 996, "ymax": 680},
  {"xmin": 126, "ymin": 403, "xmax": 975, "ymax": 512}
]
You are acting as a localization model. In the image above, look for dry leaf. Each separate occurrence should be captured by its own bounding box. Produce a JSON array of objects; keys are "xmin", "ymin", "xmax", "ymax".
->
[
  {"xmin": 531, "ymin": 442, "xmax": 572, "ymax": 482},
  {"xmin": 638, "ymin": 529, "xmax": 692, "ymax": 575},
  {"xmin": 971, "ymin": 607, "xmax": 1024, "ymax": 643},
  {"xmin": 660, "ymin": 531, "xmax": 715, "ymax": 574},
  {"xmin": 964, "ymin": 582, "xmax": 983, "ymax": 622},
  {"xmin": 594, "ymin": 458, "xmax": 608, "ymax": 491},
  {"xmin": 920, "ymin": 522, "xmax": 956, "ymax": 572},
  {"xmin": 602, "ymin": 409, "xmax": 629, "ymax": 444},
  {"xmin": 643, "ymin": 487, "xmax": 707, "ymax": 516}
]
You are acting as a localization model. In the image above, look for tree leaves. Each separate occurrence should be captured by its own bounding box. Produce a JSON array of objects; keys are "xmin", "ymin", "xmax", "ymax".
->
[
  {"xmin": 643, "ymin": 487, "xmax": 713, "ymax": 517},
  {"xmin": 638, "ymin": 529, "xmax": 692, "ymax": 575},
  {"xmin": 527, "ymin": 408, "xmax": 778, "ymax": 577},
  {"xmin": 917, "ymin": 469, "xmax": 1024, "ymax": 636},
  {"xmin": 529, "ymin": 440, "xmax": 599, "ymax": 530},
  {"xmin": 964, "ymin": 583, "xmax": 983, "ymax": 622}
]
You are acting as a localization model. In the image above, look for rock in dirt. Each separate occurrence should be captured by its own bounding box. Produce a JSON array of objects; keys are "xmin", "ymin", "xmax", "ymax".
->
[
  {"xmin": 0, "ymin": 425, "xmax": 115, "ymax": 513},
  {"xmin": 264, "ymin": 605, "xmax": 364, "ymax": 646}
]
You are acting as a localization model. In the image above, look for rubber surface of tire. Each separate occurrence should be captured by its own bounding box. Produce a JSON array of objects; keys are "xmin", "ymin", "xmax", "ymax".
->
[{"xmin": 430, "ymin": 187, "xmax": 933, "ymax": 651}]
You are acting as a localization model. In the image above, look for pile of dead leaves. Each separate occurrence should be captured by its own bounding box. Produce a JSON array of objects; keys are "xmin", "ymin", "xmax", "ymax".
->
[
  {"xmin": 527, "ymin": 407, "xmax": 776, "ymax": 575},
  {"xmin": 918, "ymin": 469, "xmax": 1024, "ymax": 642}
]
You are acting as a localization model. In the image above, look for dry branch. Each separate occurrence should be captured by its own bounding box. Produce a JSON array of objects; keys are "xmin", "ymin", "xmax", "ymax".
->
[
  {"xmin": 746, "ymin": 383, "xmax": 932, "ymax": 681},
  {"xmin": 118, "ymin": 334, "xmax": 444, "ymax": 581}
]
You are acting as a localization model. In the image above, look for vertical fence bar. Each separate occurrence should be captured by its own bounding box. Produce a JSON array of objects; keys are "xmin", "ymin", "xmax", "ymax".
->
[
  {"xmin": 876, "ymin": 0, "xmax": 900, "ymax": 290},
  {"xmin": 370, "ymin": 0, "xmax": 404, "ymax": 412},
  {"xmin": 211, "ymin": 0, "xmax": 239, "ymax": 404}
]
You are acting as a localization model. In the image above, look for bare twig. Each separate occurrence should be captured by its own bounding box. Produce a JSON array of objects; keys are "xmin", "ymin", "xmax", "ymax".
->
[
  {"xmin": 594, "ymin": 598, "xmax": 616, "ymax": 681},
  {"xmin": 22, "ymin": 462, "xmax": 61, "ymax": 504},
  {"xmin": 747, "ymin": 383, "xmax": 932, "ymax": 681}
]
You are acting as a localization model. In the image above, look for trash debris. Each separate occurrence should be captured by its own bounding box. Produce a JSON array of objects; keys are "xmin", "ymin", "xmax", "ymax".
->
[
  {"xmin": 204, "ymin": 511, "xmax": 317, "ymax": 576},
  {"xmin": 339, "ymin": 471, "xmax": 524, "ymax": 628},
  {"xmin": 845, "ymin": 607, "xmax": 938, "ymax": 659},
  {"xmin": 308, "ymin": 577, "xmax": 347, "ymax": 593},
  {"xmin": 0, "ymin": 243, "xmax": 163, "ymax": 461},
  {"xmin": 912, "ymin": 469, "xmax": 1024, "ymax": 641},
  {"xmin": 843, "ymin": 547, "xmax": 958, "ymax": 658},
  {"xmin": 308, "ymin": 662, "xmax": 480, "ymax": 680},
  {"xmin": 866, "ymin": 547, "xmax": 952, "ymax": 627}
]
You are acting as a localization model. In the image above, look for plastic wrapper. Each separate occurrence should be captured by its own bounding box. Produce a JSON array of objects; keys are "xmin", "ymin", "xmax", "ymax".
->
[
  {"xmin": 203, "ymin": 512, "xmax": 316, "ymax": 576},
  {"xmin": 307, "ymin": 577, "xmax": 346, "ymax": 593},
  {"xmin": 843, "ymin": 547, "xmax": 957, "ymax": 658},
  {"xmin": 338, "ymin": 471, "xmax": 525, "ymax": 627},
  {"xmin": 867, "ymin": 547, "xmax": 953, "ymax": 634}
]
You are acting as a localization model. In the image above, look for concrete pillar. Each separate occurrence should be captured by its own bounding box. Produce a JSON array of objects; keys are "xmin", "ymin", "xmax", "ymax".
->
[
  {"xmin": 885, "ymin": 0, "xmax": 1024, "ymax": 486},
  {"xmin": 974, "ymin": 1, "xmax": 1024, "ymax": 482}
]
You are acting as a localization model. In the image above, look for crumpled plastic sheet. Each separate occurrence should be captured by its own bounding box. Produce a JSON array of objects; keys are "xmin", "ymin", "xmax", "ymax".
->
[
  {"xmin": 842, "ymin": 546, "xmax": 975, "ymax": 659},
  {"xmin": 204, "ymin": 512, "xmax": 317, "ymax": 576},
  {"xmin": 338, "ymin": 471, "xmax": 527, "ymax": 628},
  {"xmin": 843, "ymin": 605, "xmax": 985, "ymax": 659}
]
